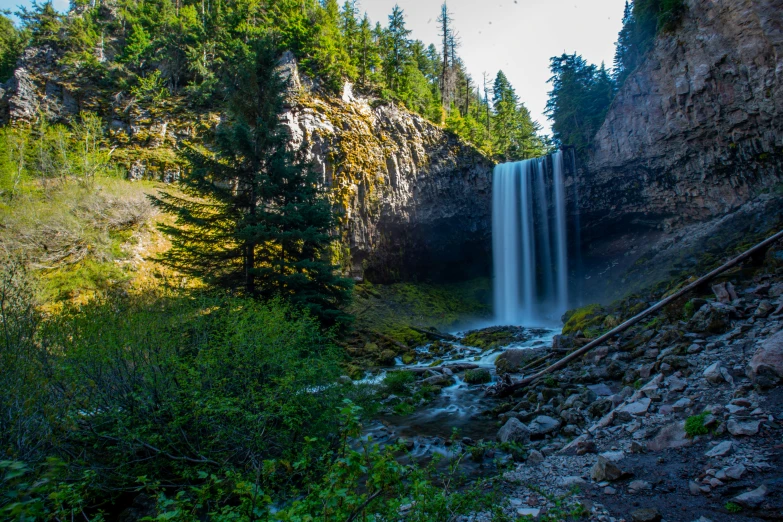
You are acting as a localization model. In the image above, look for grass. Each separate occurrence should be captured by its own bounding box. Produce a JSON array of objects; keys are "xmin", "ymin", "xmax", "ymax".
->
[
  {"xmin": 685, "ymin": 412, "xmax": 710, "ymax": 437},
  {"xmin": 383, "ymin": 370, "xmax": 415, "ymax": 395},
  {"xmin": 464, "ymin": 369, "xmax": 492, "ymax": 384},
  {"xmin": 562, "ymin": 304, "xmax": 605, "ymax": 336}
]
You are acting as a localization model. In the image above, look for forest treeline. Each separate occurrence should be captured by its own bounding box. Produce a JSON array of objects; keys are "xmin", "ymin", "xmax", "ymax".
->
[{"xmin": 0, "ymin": 0, "xmax": 686, "ymax": 160}]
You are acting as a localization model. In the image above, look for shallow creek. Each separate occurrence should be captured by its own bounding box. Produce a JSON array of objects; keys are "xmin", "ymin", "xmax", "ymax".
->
[{"xmin": 359, "ymin": 326, "xmax": 560, "ymax": 474}]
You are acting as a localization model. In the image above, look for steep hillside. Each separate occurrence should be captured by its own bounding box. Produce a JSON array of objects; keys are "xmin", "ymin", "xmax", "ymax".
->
[{"xmin": 577, "ymin": 0, "xmax": 783, "ymax": 299}]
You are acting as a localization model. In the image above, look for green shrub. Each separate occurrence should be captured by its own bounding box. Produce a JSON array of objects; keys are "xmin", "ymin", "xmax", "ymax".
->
[
  {"xmin": 685, "ymin": 412, "xmax": 710, "ymax": 437},
  {"xmin": 725, "ymin": 502, "xmax": 742, "ymax": 513},
  {"xmin": 465, "ymin": 368, "xmax": 492, "ymax": 384},
  {"xmin": 383, "ymin": 370, "xmax": 415, "ymax": 395}
]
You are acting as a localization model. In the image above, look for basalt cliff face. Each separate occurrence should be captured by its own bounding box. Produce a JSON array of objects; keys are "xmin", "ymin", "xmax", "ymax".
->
[
  {"xmin": 578, "ymin": 0, "xmax": 783, "ymax": 299},
  {"xmin": 0, "ymin": 44, "xmax": 495, "ymax": 283},
  {"xmin": 277, "ymin": 58, "xmax": 494, "ymax": 282},
  {"xmin": 581, "ymin": 0, "xmax": 782, "ymax": 238}
]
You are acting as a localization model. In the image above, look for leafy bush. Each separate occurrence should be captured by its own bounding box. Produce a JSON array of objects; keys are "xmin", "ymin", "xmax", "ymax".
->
[
  {"xmin": 725, "ymin": 501, "xmax": 742, "ymax": 513},
  {"xmin": 465, "ymin": 368, "xmax": 492, "ymax": 384},
  {"xmin": 685, "ymin": 412, "xmax": 710, "ymax": 437},
  {"xmin": 383, "ymin": 370, "xmax": 415, "ymax": 394}
]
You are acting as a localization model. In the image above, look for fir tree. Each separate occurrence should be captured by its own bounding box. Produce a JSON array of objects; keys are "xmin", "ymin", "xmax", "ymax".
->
[
  {"xmin": 492, "ymin": 71, "xmax": 543, "ymax": 161},
  {"xmin": 0, "ymin": 14, "xmax": 25, "ymax": 82},
  {"xmin": 153, "ymin": 40, "xmax": 353, "ymax": 325},
  {"xmin": 384, "ymin": 5, "xmax": 411, "ymax": 91},
  {"xmin": 357, "ymin": 13, "xmax": 381, "ymax": 87}
]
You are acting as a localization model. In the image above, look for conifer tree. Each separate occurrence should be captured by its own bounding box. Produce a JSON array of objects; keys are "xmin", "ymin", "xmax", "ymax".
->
[
  {"xmin": 384, "ymin": 5, "xmax": 410, "ymax": 91},
  {"xmin": 153, "ymin": 40, "xmax": 353, "ymax": 325},
  {"xmin": 311, "ymin": 0, "xmax": 355, "ymax": 90},
  {"xmin": 357, "ymin": 14, "xmax": 380, "ymax": 87},
  {"xmin": 492, "ymin": 71, "xmax": 543, "ymax": 161}
]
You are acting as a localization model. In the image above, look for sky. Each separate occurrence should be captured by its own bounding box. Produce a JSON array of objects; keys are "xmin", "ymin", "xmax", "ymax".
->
[{"xmin": 1, "ymin": 0, "xmax": 627, "ymax": 134}]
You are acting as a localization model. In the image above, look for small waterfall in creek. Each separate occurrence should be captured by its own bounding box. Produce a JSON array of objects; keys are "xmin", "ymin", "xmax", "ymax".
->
[{"xmin": 492, "ymin": 151, "xmax": 573, "ymax": 325}]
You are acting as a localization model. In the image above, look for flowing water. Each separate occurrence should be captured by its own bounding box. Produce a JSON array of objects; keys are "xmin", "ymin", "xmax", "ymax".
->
[
  {"xmin": 492, "ymin": 151, "xmax": 572, "ymax": 325},
  {"xmin": 364, "ymin": 151, "xmax": 577, "ymax": 471}
]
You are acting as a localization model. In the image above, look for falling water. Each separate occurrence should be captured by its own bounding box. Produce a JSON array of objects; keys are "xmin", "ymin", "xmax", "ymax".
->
[{"xmin": 492, "ymin": 151, "xmax": 573, "ymax": 325}]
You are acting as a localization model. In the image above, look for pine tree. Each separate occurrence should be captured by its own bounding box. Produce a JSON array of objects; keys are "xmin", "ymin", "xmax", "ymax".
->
[
  {"xmin": 153, "ymin": 40, "xmax": 353, "ymax": 325},
  {"xmin": 0, "ymin": 14, "xmax": 25, "ymax": 82},
  {"xmin": 310, "ymin": 0, "xmax": 355, "ymax": 91},
  {"xmin": 357, "ymin": 13, "xmax": 380, "ymax": 87},
  {"xmin": 492, "ymin": 71, "xmax": 543, "ymax": 161},
  {"xmin": 340, "ymin": 1, "xmax": 360, "ymax": 70},
  {"xmin": 384, "ymin": 5, "xmax": 411, "ymax": 91}
]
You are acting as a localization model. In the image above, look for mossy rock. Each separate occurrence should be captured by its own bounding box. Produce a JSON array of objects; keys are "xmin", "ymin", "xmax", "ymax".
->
[
  {"xmin": 562, "ymin": 304, "xmax": 606, "ymax": 336},
  {"xmin": 377, "ymin": 350, "xmax": 397, "ymax": 366},
  {"xmin": 345, "ymin": 364, "xmax": 364, "ymax": 381},
  {"xmin": 464, "ymin": 368, "xmax": 492, "ymax": 384},
  {"xmin": 402, "ymin": 353, "xmax": 416, "ymax": 365},
  {"xmin": 461, "ymin": 326, "xmax": 528, "ymax": 350}
]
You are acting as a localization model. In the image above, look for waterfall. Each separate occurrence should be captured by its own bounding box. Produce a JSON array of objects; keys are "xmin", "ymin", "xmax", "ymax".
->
[{"xmin": 492, "ymin": 151, "xmax": 573, "ymax": 325}]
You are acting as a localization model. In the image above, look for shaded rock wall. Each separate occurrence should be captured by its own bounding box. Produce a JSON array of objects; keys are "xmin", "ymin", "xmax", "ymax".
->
[{"xmin": 581, "ymin": 0, "xmax": 783, "ymax": 240}]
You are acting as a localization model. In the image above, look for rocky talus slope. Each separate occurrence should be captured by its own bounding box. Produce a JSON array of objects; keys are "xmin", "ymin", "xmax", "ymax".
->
[{"xmin": 479, "ymin": 268, "xmax": 783, "ymax": 520}]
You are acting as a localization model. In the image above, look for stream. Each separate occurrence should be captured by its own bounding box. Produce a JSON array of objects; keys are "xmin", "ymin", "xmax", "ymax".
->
[{"xmin": 360, "ymin": 325, "xmax": 560, "ymax": 475}]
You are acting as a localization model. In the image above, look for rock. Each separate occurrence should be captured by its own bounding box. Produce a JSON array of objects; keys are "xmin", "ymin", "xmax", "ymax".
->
[
  {"xmin": 558, "ymin": 476, "xmax": 587, "ymax": 487},
  {"xmin": 604, "ymin": 486, "xmax": 617, "ymax": 495},
  {"xmin": 689, "ymin": 303, "xmax": 732, "ymax": 334},
  {"xmin": 712, "ymin": 282, "xmax": 738, "ymax": 304},
  {"xmin": 615, "ymin": 398, "xmax": 651, "ymax": 421},
  {"xmin": 527, "ymin": 415, "xmax": 561, "ymax": 436},
  {"xmin": 628, "ymin": 480, "xmax": 652, "ymax": 494},
  {"xmin": 672, "ymin": 397, "xmax": 693, "ymax": 411},
  {"xmin": 421, "ymin": 374, "xmax": 453, "ymax": 386},
  {"xmin": 590, "ymin": 455, "xmax": 623, "ymax": 482},
  {"xmin": 498, "ymin": 418, "xmax": 531, "ymax": 444},
  {"xmin": 747, "ymin": 330, "xmax": 783, "ymax": 388},
  {"xmin": 724, "ymin": 464, "xmax": 746, "ymax": 480},
  {"xmin": 495, "ymin": 349, "xmax": 538, "ymax": 374},
  {"xmin": 705, "ymin": 441, "xmax": 733, "ymax": 457},
  {"xmin": 516, "ymin": 508, "xmax": 540, "ymax": 518},
  {"xmin": 647, "ymin": 421, "xmax": 691, "ymax": 451},
  {"xmin": 755, "ymin": 300, "xmax": 774, "ymax": 318},
  {"xmin": 703, "ymin": 362, "xmax": 726, "ymax": 384},
  {"xmin": 630, "ymin": 507, "xmax": 662, "ymax": 522},
  {"xmin": 526, "ymin": 449, "xmax": 544, "ymax": 465},
  {"xmin": 727, "ymin": 419, "xmax": 761, "ymax": 436},
  {"xmin": 588, "ymin": 383, "xmax": 613, "ymax": 396},
  {"xmin": 733, "ymin": 485, "xmax": 768, "ymax": 508}
]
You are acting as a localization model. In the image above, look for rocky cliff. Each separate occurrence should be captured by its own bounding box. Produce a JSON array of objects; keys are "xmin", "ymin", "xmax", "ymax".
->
[
  {"xmin": 0, "ymin": 43, "xmax": 495, "ymax": 283},
  {"xmin": 578, "ymin": 0, "xmax": 783, "ymax": 299},
  {"xmin": 582, "ymin": 0, "xmax": 782, "ymax": 238}
]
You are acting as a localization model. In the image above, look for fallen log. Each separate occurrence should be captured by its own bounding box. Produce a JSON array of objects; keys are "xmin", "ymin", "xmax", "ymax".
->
[{"xmin": 486, "ymin": 228, "xmax": 783, "ymax": 398}]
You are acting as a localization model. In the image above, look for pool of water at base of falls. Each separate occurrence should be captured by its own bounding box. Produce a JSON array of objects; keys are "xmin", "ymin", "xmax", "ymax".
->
[{"xmin": 357, "ymin": 326, "xmax": 560, "ymax": 474}]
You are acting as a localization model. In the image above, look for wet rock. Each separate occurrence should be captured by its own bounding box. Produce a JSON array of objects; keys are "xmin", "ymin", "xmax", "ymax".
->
[
  {"xmin": 528, "ymin": 415, "xmax": 561, "ymax": 436},
  {"xmin": 733, "ymin": 485, "xmax": 768, "ymax": 508},
  {"xmin": 495, "ymin": 348, "xmax": 539, "ymax": 375},
  {"xmin": 421, "ymin": 374, "xmax": 453, "ymax": 386},
  {"xmin": 747, "ymin": 330, "xmax": 783, "ymax": 388},
  {"xmin": 630, "ymin": 507, "xmax": 662, "ymax": 522},
  {"xmin": 590, "ymin": 455, "xmax": 623, "ymax": 482},
  {"xmin": 727, "ymin": 418, "xmax": 761, "ymax": 436},
  {"xmin": 705, "ymin": 441, "xmax": 733, "ymax": 457},
  {"xmin": 497, "ymin": 418, "xmax": 531, "ymax": 444}
]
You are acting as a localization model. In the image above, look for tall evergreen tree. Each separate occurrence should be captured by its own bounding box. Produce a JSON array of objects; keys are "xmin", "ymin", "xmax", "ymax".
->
[
  {"xmin": 0, "ymin": 14, "xmax": 25, "ymax": 82},
  {"xmin": 546, "ymin": 53, "xmax": 616, "ymax": 155},
  {"xmin": 492, "ymin": 71, "xmax": 543, "ymax": 161},
  {"xmin": 310, "ymin": 0, "xmax": 355, "ymax": 91},
  {"xmin": 384, "ymin": 5, "xmax": 410, "ymax": 91},
  {"xmin": 153, "ymin": 40, "xmax": 352, "ymax": 324},
  {"xmin": 357, "ymin": 14, "xmax": 381, "ymax": 87}
]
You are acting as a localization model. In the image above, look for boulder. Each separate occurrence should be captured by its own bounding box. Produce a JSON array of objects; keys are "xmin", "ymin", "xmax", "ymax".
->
[
  {"xmin": 497, "ymin": 418, "xmax": 531, "ymax": 444},
  {"xmin": 688, "ymin": 303, "xmax": 732, "ymax": 334},
  {"xmin": 526, "ymin": 449, "xmax": 544, "ymax": 465},
  {"xmin": 495, "ymin": 349, "xmax": 539, "ymax": 374},
  {"xmin": 528, "ymin": 415, "xmax": 561, "ymax": 436},
  {"xmin": 705, "ymin": 441, "xmax": 733, "ymax": 457},
  {"xmin": 733, "ymin": 485, "xmax": 768, "ymax": 508},
  {"xmin": 754, "ymin": 300, "xmax": 774, "ymax": 318},
  {"xmin": 647, "ymin": 421, "xmax": 691, "ymax": 451},
  {"xmin": 615, "ymin": 398, "xmax": 651, "ymax": 422},
  {"xmin": 747, "ymin": 330, "xmax": 783, "ymax": 388},
  {"xmin": 590, "ymin": 455, "xmax": 623, "ymax": 482},
  {"xmin": 703, "ymin": 362, "xmax": 726, "ymax": 384},
  {"xmin": 727, "ymin": 419, "xmax": 761, "ymax": 436}
]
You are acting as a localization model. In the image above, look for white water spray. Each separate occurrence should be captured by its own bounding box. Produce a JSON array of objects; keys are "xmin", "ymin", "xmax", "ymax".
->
[{"xmin": 492, "ymin": 151, "xmax": 572, "ymax": 325}]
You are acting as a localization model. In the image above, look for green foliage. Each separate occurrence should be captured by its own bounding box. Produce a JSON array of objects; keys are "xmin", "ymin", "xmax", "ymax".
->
[
  {"xmin": 561, "ymin": 303, "xmax": 605, "ymax": 336},
  {"xmin": 154, "ymin": 40, "xmax": 352, "ymax": 325},
  {"xmin": 383, "ymin": 370, "xmax": 416, "ymax": 394},
  {"xmin": 725, "ymin": 502, "xmax": 743, "ymax": 513},
  {"xmin": 0, "ymin": 13, "xmax": 25, "ymax": 82},
  {"xmin": 493, "ymin": 71, "xmax": 547, "ymax": 161},
  {"xmin": 546, "ymin": 54, "xmax": 615, "ymax": 155},
  {"xmin": 685, "ymin": 412, "xmax": 710, "ymax": 437},
  {"xmin": 465, "ymin": 368, "xmax": 492, "ymax": 384},
  {"xmin": 613, "ymin": 0, "xmax": 687, "ymax": 85}
]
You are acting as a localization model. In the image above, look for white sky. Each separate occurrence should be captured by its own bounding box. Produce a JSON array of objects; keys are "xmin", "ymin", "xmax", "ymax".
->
[{"xmin": 2, "ymin": 0, "xmax": 626, "ymax": 134}]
